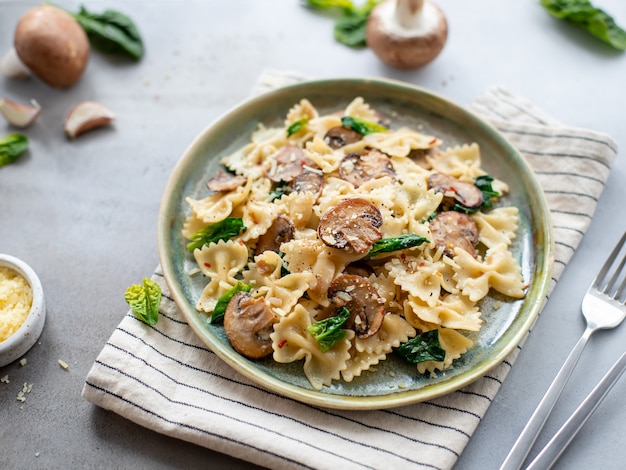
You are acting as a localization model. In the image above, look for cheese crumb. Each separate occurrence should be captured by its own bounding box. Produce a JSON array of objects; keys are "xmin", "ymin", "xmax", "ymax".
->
[
  {"xmin": 1, "ymin": 375, "xmax": 9, "ymax": 383},
  {"xmin": 19, "ymin": 358, "xmax": 27, "ymax": 367},
  {"xmin": 58, "ymin": 359, "xmax": 69, "ymax": 370}
]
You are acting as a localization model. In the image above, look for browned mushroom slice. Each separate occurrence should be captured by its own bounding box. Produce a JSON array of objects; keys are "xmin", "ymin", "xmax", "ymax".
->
[
  {"xmin": 428, "ymin": 173, "xmax": 483, "ymax": 211},
  {"xmin": 327, "ymin": 274, "xmax": 385, "ymax": 339},
  {"xmin": 292, "ymin": 169, "xmax": 324, "ymax": 199},
  {"xmin": 407, "ymin": 147, "xmax": 439, "ymax": 169},
  {"xmin": 318, "ymin": 198, "xmax": 383, "ymax": 254},
  {"xmin": 323, "ymin": 126, "xmax": 362, "ymax": 149},
  {"xmin": 255, "ymin": 214, "xmax": 295, "ymax": 255},
  {"xmin": 223, "ymin": 292, "xmax": 277, "ymax": 359},
  {"xmin": 267, "ymin": 145, "xmax": 308, "ymax": 183},
  {"xmin": 206, "ymin": 170, "xmax": 247, "ymax": 192},
  {"xmin": 429, "ymin": 211, "xmax": 479, "ymax": 258},
  {"xmin": 338, "ymin": 150, "xmax": 396, "ymax": 187},
  {"xmin": 344, "ymin": 262, "xmax": 374, "ymax": 278}
]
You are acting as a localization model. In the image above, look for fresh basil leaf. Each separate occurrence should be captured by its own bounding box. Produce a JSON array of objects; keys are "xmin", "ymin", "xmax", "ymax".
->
[
  {"xmin": 0, "ymin": 133, "xmax": 28, "ymax": 167},
  {"xmin": 286, "ymin": 117, "xmax": 309, "ymax": 136},
  {"xmin": 304, "ymin": 0, "xmax": 355, "ymax": 10},
  {"xmin": 187, "ymin": 217, "xmax": 246, "ymax": 252},
  {"xmin": 307, "ymin": 306, "xmax": 350, "ymax": 352},
  {"xmin": 125, "ymin": 278, "xmax": 161, "ymax": 325},
  {"xmin": 366, "ymin": 234, "xmax": 429, "ymax": 259},
  {"xmin": 395, "ymin": 329, "xmax": 446, "ymax": 364},
  {"xmin": 72, "ymin": 5, "xmax": 145, "ymax": 60},
  {"xmin": 341, "ymin": 116, "xmax": 387, "ymax": 135},
  {"xmin": 210, "ymin": 281, "xmax": 252, "ymax": 324},
  {"xmin": 541, "ymin": 0, "xmax": 626, "ymax": 51}
]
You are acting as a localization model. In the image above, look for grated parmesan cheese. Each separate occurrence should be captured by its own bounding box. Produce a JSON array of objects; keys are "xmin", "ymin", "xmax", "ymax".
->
[{"xmin": 0, "ymin": 266, "xmax": 33, "ymax": 342}]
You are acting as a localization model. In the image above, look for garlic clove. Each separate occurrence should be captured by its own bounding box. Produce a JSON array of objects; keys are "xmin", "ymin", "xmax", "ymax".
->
[
  {"xmin": 0, "ymin": 97, "xmax": 41, "ymax": 128},
  {"xmin": 0, "ymin": 48, "xmax": 32, "ymax": 79},
  {"xmin": 64, "ymin": 101, "xmax": 115, "ymax": 139}
]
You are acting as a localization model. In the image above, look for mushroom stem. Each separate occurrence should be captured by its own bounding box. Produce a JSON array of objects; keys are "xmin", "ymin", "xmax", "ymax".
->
[
  {"xmin": 393, "ymin": 0, "xmax": 438, "ymax": 33},
  {"xmin": 395, "ymin": 0, "xmax": 424, "ymax": 29}
]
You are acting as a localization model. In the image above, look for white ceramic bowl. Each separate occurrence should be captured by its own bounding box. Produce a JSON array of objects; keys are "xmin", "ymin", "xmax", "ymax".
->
[{"xmin": 0, "ymin": 254, "xmax": 46, "ymax": 367}]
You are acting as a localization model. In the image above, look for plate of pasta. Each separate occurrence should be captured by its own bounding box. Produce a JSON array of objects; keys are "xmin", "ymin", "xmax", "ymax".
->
[{"xmin": 158, "ymin": 78, "xmax": 553, "ymax": 409}]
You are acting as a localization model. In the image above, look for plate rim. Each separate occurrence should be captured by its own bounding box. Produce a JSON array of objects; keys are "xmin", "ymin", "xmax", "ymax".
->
[{"xmin": 158, "ymin": 77, "xmax": 555, "ymax": 410}]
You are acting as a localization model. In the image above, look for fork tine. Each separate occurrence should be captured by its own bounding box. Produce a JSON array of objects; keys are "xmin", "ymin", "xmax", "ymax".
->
[
  {"xmin": 594, "ymin": 231, "xmax": 626, "ymax": 292},
  {"xmin": 603, "ymin": 250, "xmax": 626, "ymax": 297}
]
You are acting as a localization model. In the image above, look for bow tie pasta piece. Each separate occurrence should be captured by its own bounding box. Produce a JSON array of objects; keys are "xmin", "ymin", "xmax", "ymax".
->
[
  {"xmin": 185, "ymin": 177, "xmax": 252, "ymax": 226},
  {"xmin": 194, "ymin": 239, "xmax": 249, "ymax": 313},
  {"xmin": 271, "ymin": 304, "xmax": 354, "ymax": 390},
  {"xmin": 405, "ymin": 293, "xmax": 482, "ymax": 332},
  {"xmin": 416, "ymin": 327, "xmax": 475, "ymax": 375},
  {"xmin": 453, "ymin": 243, "xmax": 526, "ymax": 302},
  {"xmin": 472, "ymin": 207, "xmax": 519, "ymax": 248}
]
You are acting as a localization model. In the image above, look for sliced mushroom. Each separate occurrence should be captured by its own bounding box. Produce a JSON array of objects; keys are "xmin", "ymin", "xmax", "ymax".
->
[
  {"xmin": 328, "ymin": 274, "xmax": 385, "ymax": 338},
  {"xmin": 323, "ymin": 126, "xmax": 362, "ymax": 149},
  {"xmin": 429, "ymin": 211, "xmax": 479, "ymax": 258},
  {"xmin": 428, "ymin": 173, "xmax": 483, "ymax": 211},
  {"xmin": 344, "ymin": 262, "xmax": 375, "ymax": 278},
  {"xmin": 206, "ymin": 170, "xmax": 247, "ymax": 192},
  {"xmin": 318, "ymin": 198, "xmax": 383, "ymax": 254},
  {"xmin": 407, "ymin": 147, "xmax": 439, "ymax": 168},
  {"xmin": 292, "ymin": 169, "xmax": 324, "ymax": 200},
  {"xmin": 267, "ymin": 145, "xmax": 308, "ymax": 183},
  {"xmin": 255, "ymin": 214, "xmax": 295, "ymax": 255},
  {"xmin": 338, "ymin": 149, "xmax": 396, "ymax": 187},
  {"xmin": 223, "ymin": 292, "xmax": 277, "ymax": 359}
]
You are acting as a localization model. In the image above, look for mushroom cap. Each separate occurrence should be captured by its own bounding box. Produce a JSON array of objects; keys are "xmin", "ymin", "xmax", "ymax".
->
[
  {"xmin": 14, "ymin": 5, "xmax": 90, "ymax": 88},
  {"xmin": 223, "ymin": 292, "xmax": 277, "ymax": 359},
  {"xmin": 328, "ymin": 274, "xmax": 385, "ymax": 339},
  {"xmin": 366, "ymin": 0, "xmax": 448, "ymax": 69}
]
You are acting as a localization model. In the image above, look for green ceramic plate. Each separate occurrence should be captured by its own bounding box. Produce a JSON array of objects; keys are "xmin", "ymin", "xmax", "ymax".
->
[{"xmin": 158, "ymin": 78, "xmax": 554, "ymax": 410}]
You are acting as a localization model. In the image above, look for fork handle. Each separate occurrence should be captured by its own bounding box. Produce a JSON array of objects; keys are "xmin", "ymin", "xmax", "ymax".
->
[
  {"xmin": 499, "ymin": 327, "xmax": 593, "ymax": 470},
  {"xmin": 526, "ymin": 351, "xmax": 626, "ymax": 470}
]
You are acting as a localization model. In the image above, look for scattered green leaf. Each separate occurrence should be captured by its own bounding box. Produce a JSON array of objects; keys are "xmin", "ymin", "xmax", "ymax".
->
[
  {"xmin": 395, "ymin": 329, "xmax": 446, "ymax": 364},
  {"xmin": 187, "ymin": 217, "xmax": 246, "ymax": 252},
  {"xmin": 541, "ymin": 0, "xmax": 626, "ymax": 51},
  {"xmin": 210, "ymin": 281, "xmax": 252, "ymax": 324},
  {"xmin": 366, "ymin": 234, "xmax": 429, "ymax": 259},
  {"xmin": 269, "ymin": 180, "xmax": 290, "ymax": 201},
  {"xmin": 71, "ymin": 5, "xmax": 145, "ymax": 60},
  {"xmin": 341, "ymin": 115, "xmax": 387, "ymax": 135},
  {"xmin": 0, "ymin": 133, "xmax": 28, "ymax": 167},
  {"xmin": 125, "ymin": 278, "xmax": 162, "ymax": 325},
  {"xmin": 307, "ymin": 307, "xmax": 350, "ymax": 352},
  {"xmin": 287, "ymin": 117, "xmax": 309, "ymax": 136},
  {"xmin": 303, "ymin": 0, "xmax": 383, "ymax": 48}
]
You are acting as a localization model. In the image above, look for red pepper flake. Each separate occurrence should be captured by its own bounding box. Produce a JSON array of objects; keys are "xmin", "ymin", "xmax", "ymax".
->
[
  {"xmin": 204, "ymin": 262, "xmax": 211, "ymax": 268},
  {"xmin": 400, "ymin": 253, "xmax": 407, "ymax": 261},
  {"xmin": 253, "ymin": 220, "xmax": 259, "ymax": 225},
  {"xmin": 238, "ymin": 240, "xmax": 245, "ymax": 246},
  {"xmin": 278, "ymin": 339, "xmax": 287, "ymax": 348},
  {"xmin": 419, "ymin": 262, "xmax": 425, "ymax": 267},
  {"xmin": 428, "ymin": 138, "xmax": 438, "ymax": 146}
]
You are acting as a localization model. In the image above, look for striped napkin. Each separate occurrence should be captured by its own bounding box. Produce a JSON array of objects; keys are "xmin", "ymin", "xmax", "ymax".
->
[{"xmin": 82, "ymin": 73, "xmax": 617, "ymax": 470}]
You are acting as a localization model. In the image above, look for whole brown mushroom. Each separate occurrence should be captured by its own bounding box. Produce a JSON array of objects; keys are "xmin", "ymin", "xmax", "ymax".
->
[
  {"xmin": 366, "ymin": 0, "xmax": 448, "ymax": 69},
  {"xmin": 14, "ymin": 5, "xmax": 90, "ymax": 88}
]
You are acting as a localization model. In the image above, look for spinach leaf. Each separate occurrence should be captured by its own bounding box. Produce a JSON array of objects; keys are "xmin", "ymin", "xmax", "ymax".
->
[
  {"xmin": 287, "ymin": 117, "xmax": 309, "ymax": 136},
  {"xmin": 307, "ymin": 307, "xmax": 350, "ymax": 352},
  {"xmin": 304, "ymin": 0, "xmax": 383, "ymax": 48},
  {"xmin": 366, "ymin": 234, "xmax": 429, "ymax": 259},
  {"xmin": 0, "ymin": 133, "xmax": 28, "ymax": 167},
  {"xmin": 541, "ymin": 0, "xmax": 626, "ymax": 51},
  {"xmin": 187, "ymin": 217, "xmax": 246, "ymax": 252},
  {"xmin": 269, "ymin": 180, "xmax": 290, "ymax": 201},
  {"xmin": 210, "ymin": 281, "xmax": 252, "ymax": 324},
  {"xmin": 395, "ymin": 329, "xmax": 446, "ymax": 364},
  {"xmin": 125, "ymin": 278, "xmax": 162, "ymax": 325},
  {"xmin": 341, "ymin": 115, "xmax": 387, "ymax": 135},
  {"xmin": 72, "ymin": 5, "xmax": 145, "ymax": 60}
]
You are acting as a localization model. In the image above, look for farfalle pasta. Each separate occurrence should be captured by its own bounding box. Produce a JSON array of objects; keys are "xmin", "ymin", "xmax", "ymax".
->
[{"xmin": 182, "ymin": 97, "xmax": 526, "ymax": 390}]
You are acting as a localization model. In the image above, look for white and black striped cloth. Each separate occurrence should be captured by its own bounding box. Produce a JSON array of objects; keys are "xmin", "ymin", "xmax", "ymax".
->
[{"xmin": 82, "ymin": 78, "xmax": 617, "ymax": 470}]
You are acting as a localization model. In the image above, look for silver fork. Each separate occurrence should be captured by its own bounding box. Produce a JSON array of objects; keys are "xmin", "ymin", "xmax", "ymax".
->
[{"xmin": 500, "ymin": 231, "xmax": 626, "ymax": 470}]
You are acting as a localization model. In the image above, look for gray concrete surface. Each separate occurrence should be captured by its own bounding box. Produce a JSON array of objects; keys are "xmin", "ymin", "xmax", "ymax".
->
[{"xmin": 1, "ymin": 0, "xmax": 625, "ymax": 468}]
